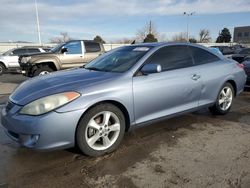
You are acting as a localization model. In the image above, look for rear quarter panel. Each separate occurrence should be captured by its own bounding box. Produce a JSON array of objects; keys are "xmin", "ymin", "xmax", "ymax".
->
[{"xmin": 196, "ymin": 59, "xmax": 246, "ymax": 107}]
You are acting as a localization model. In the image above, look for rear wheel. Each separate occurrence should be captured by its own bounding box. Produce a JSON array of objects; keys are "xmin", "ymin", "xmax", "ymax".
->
[
  {"xmin": 209, "ymin": 82, "xmax": 234, "ymax": 115},
  {"xmin": 76, "ymin": 103, "xmax": 125, "ymax": 156},
  {"xmin": 33, "ymin": 65, "xmax": 53, "ymax": 76},
  {"xmin": 0, "ymin": 63, "xmax": 6, "ymax": 75}
]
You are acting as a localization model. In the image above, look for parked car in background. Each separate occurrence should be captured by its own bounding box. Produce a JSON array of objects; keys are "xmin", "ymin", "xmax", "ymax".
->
[
  {"xmin": 0, "ymin": 46, "xmax": 48, "ymax": 75},
  {"xmin": 1, "ymin": 43, "xmax": 246, "ymax": 156},
  {"xmin": 242, "ymin": 59, "xmax": 250, "ymax": 89},
  {"xmin": 230, "ymin": 44, "xmax": 245, "ymax": 54},
  {"xmin": 210, "ymin": 45, "xmax": 234, "ymax": 55},
  {"xmin": 19, "ymin": 40, "xmax": 105, "ymax": 77},
  {"xmin": 209, "ymin": 47, "xmax": 223, "ymax": 55},
  {"xmin": 42, "ymin": 47, "xmax": 53, "ymax": 52},
  {"xmin": 231, "ymin": 48, "xmax": 250, "ymax": 63}
]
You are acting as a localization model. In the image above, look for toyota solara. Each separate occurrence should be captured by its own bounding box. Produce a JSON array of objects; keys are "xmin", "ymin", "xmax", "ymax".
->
[{"xmin": 1, "ymin": 43, "xmax": 246, "ymax": 156}]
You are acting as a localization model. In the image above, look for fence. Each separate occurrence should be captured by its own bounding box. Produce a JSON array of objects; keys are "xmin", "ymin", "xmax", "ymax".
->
[
  {"xmin": 0, "ymin": 43, "xmax": 129, "ymax": 54},
  {"xmin": 0, "ymin": 42, "xmax": 248, "ymax": 54}
]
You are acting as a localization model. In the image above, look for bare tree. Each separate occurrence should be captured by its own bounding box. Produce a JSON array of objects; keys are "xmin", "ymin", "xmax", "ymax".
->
[
  {"xmin": 50, "ymin": 32, "xmax": 73, "ymax": 43},
  {"xmin": 171, "ymin": 32, "xmax": 187, "ymax": 42},
  {"xmin": 136, "ymin": 21, "xmax": 159, "ymax": 42},
  {"xmin": 199, "ymin": 29, "xmax": 211, "ymax": 43},
  {"xmin": 111, "ymin": 37, "xmax": 135, "ymax": 44}
]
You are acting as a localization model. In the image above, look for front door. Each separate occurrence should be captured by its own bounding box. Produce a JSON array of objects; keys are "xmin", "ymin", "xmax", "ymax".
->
[
  {"xmin": 133, "ymin": 45, "xmax": 201, "ymax": 124},
  {"xmin": 60, "ymin": 41, "xmax": 84, "ymax": 69}
]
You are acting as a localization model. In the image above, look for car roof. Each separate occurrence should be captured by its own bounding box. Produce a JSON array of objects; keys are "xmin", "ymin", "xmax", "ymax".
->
[
  {"xmin": 19, "ymin": 46, "xmax": 50, "ymax": 49},
  {"xmin": 130, "ymin": 42, "xmax": 207, "ymax": 49},
  {"xmin": 126, "ymin": 42, "xmax": 225, "ymax": 59},
  {"xmin": 66, "ymin": 40, "xmax": 100, "ymax": 43}
]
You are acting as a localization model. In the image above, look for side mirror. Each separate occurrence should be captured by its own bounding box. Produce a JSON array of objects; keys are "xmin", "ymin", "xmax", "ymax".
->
[
  {"xmin": 141, "ymin": 64, "xmax": 162, "ymax": 75},
  {"xmin": 61, "ymin": 47, "xmax": 68, "ymax": 53}
]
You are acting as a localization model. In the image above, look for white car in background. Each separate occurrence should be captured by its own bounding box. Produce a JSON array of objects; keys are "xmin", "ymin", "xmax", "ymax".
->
[{"xmin": 0, "ymin": 46, "xmax": 49, "ymax": 75}]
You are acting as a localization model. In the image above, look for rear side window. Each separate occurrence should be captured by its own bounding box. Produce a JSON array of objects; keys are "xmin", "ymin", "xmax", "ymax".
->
[
  {"xmin": 85, "ymin": 42, "xmax": 101, "ymax": 53},
  {"xmin": 189, "ymin": 46, "xmax": 220, "ymax": 65},
  {"xmin": 12, "ymin": 49, "xmax": 28, "ymax": 55},
  {"xmin": 27, "ymin": 48, "xmax": 40, "ymax": 53},
  {"xmin": 146, "ymin": 45, "xmax": 193, "ymax": 71}
]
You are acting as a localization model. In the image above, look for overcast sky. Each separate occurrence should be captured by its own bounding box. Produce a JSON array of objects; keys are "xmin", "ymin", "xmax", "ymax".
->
[{"xmin": 0, "ymin": 0, "xmax": 250, "ymax": 43}]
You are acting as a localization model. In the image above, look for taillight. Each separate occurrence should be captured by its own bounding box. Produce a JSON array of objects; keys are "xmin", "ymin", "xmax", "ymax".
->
[{"xmin": 237, "ymin": 63, "xmax": 244, "ymax": 69}]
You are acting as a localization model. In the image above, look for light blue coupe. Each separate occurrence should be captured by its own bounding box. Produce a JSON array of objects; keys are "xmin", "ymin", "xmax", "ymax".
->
[{"xmin": 1, "ymin": 43, "xmax": 246, "ymax": 156}]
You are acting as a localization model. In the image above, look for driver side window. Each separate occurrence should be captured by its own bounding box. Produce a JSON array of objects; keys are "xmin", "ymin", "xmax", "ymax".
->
[
  {"xmin": 12, "ymin": 49, "xmax": 28, "ymax": 56},
  {"xmin": 63, "ymin": 41, "xmax": 82, "ymax": 55},
  {"xmin": 145, "ymin": 45, "xmax": 194, "ymax": 72}
]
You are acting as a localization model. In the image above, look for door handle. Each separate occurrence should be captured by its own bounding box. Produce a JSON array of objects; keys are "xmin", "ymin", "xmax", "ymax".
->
[{"xmin": 191, "ymin": 74, "xmax": 201, "ymax": 81}]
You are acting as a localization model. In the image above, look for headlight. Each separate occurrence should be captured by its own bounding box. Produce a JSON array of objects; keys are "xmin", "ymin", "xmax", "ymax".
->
[
  {"xmin": 21, "ymin": 56, "xmax": 31, "ymax": 64},
  {"xmin": 19, "ymin": 92, "xmax": 80, "ymax": 115}
]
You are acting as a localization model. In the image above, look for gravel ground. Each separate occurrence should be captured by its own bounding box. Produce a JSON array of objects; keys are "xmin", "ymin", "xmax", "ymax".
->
[{"xmin": 0, "ymin": 73, "xmax": 250, "ymax": 188}]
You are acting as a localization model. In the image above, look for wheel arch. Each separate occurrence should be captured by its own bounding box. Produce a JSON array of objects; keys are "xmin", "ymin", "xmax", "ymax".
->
[
  {"xmin": 226, "ymin": 79, "xmax": 237, "ymax": 97},
  {"xmin": 34, "ymin": 61, "xmax": 58, "ymax": 71},
  {"xmin": 0, "ymin": 61, "xmax": 7, "ymax": 69},
  {"xmin": 76, "ymin": 100, "xmax": 131, "ymax": 133}
]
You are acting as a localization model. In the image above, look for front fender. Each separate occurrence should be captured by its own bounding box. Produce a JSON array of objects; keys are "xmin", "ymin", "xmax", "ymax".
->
[
  {"xmin": 29, "ymin": 57, "xmax": 61, "ymax": 70},
  {"xmin": 55, "ymin": 77, "xmax": 135, "ymax": 125}
]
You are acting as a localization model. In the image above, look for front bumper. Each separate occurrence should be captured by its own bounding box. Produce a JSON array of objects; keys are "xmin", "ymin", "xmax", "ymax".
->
[
  {"xmin": 1, "ymin": 102, "xmax": 85, "ymax": 150},
  {"xmin": 19, "ymin": 62, "xmax": 32, "ymax": 76}
]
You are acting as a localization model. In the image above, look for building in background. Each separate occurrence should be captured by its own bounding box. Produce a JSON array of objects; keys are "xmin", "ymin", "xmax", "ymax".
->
[{"xmin": 234, "ymin": 26, "xmax": 250, "ymax": 43}]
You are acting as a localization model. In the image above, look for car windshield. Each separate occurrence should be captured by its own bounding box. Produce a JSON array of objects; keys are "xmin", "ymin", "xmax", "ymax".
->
[
  {"xmin": 85, "ymin": 46, "xmax": 152, "ymax": 73},
  {"xmin": 50, "ymin": 43, "xmax": 65, "ymax": 53}
]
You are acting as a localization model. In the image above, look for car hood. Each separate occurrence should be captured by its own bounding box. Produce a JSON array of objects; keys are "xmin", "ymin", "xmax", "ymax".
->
[
  {"xmin": 22, "ymin": 52, "xmax": 53, "ymax": 57},
  {"xmin": 10, "ymin": 68, "xmax": 120, "ymax": 105}
]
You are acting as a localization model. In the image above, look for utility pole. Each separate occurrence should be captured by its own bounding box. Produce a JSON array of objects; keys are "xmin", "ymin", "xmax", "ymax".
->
[
  {"xmin": 35, "ymin": 0, "xmax": 41, "ymax": 44},
  {"xmin": 149, "ymin": 20, "xmax": 152, "ymax": 34},
  {"xmin": 183, "ymin": 12, "xmax": 195, "ymax": 42}
]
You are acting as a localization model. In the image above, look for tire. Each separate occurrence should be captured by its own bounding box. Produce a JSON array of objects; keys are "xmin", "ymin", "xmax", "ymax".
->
[
  {"xmin": 209, "ymin": 82, "xmax": 234, "ymax": 115},
  {"xmin": 0, "ymin": 63, "xmax": 6, "ymax": 75},
  {"xmin": 76, "ymin": 103, "xmax": 125, "ymax": 156},
  {"xmin": 33, "ymin": 65, "xmax": 53, "ymax": 76}
]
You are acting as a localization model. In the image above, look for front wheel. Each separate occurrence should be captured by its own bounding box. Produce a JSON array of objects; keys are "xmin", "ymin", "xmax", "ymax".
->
[
  {"xmin": 209, "ymin": 82, "xmax": 234, "ymax": 115},
  {"xmin": 0, "ymin": 64, "xmax": 6, "ymax": 75},
  {"xmin": 76, "ymin": 104, "xmax": 125, "ymax": 156},
  {"xmin": 33, "ymin": 65, "xmax": 53, "ymax": 77}
]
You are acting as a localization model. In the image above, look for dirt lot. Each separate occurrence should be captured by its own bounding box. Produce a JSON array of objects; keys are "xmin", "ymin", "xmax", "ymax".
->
[{"xmin": 0, "ymin": 74, "xmax": 250, "ymax": 188}]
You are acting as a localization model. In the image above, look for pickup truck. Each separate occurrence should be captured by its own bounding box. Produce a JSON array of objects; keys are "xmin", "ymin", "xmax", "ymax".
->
[
  {"xmin": 0, "ymin": 46, "xmax": 47, "ymax": 75},
  {"xmin": 19, "ymin": 40, "xmax": 105, "ymax": 77}
]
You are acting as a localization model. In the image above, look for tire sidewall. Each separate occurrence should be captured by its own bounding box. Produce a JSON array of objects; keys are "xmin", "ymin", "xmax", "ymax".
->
[
  {"xmin": 0, "ymin": 64, "xmax": 5, "ymax": 75},
  {"xmin": 214, "ymin": 83, "xmax": 234, "ymax": 115},
  {"xmin": 76, "ymin": 104, "xmax": 125, "ymax": 157},
  {"xmin": 33, "ymin": 65, "xmax": 53, "ymax": 76}
]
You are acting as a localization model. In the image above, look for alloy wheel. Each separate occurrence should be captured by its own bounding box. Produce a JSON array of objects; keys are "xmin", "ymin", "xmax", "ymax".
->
[
  {"xmin": 39, "ymin": 71, "xmax": 50, "ymax": 75},
  {"xmin": 218, "ymin": 86, "xmax": 233, "ymax": 111},
  {"xmin": 85, "ymin": 111, "xmax": 121, "ymax": 150}
]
